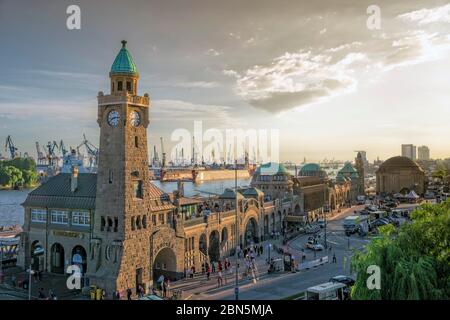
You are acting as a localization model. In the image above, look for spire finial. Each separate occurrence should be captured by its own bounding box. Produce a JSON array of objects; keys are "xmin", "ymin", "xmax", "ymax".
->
[{"xmin": 121, "ymin": 40, "xmax": 127, "ymax": 48}]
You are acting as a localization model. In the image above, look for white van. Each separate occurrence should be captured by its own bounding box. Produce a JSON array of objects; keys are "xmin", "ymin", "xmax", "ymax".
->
[{"xmin": 306, "ymin": 282, "xmax": 347, "ymax": 300}]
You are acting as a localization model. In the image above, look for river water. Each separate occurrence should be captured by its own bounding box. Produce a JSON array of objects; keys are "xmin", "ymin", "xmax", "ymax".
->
[{"xmin": 0, "ymin": 178, "xmax": 251, "ymax": 227}]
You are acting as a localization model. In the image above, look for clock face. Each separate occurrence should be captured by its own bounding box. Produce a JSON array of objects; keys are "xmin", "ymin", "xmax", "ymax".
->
[
  {"xmin": 107, "ymin": 110, "xmax": 120, "ymax": 127},
  {"xmin": 130, "ymin": 111, "xmax": 141, "ymax": 127}
]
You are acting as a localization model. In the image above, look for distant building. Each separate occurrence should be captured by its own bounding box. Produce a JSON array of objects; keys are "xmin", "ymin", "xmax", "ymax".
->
[
  {"xmin": 376, "ymin": 156, "xmax": 425, "ymax": 195},
  {"xmin": 418, "ymin": 146, "xmax": 430, "ymax": 161},
  {"xmin": 401, "ymin": 144, "xmax": 417, "ymax": 160}
]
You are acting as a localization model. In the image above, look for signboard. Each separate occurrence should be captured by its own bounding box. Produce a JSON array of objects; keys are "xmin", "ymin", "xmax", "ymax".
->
[{"xmin": 53, "ymin": 230, "xmax": 83, "ymax": 238}]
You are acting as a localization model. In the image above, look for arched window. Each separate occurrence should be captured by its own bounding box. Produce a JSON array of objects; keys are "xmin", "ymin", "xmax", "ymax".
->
[
  {"xmin": 131, "ymin": 217, "xmax": 136, "ymax": 231},
  {"xmin": 135, "ymin": 136, "xmax": 139, "ymax": 148},
  {"xmin": 101, "ymin": 216, "xmax": 105, "ymax": 231},
  {"xmin": 142, "ymin": 215, "xmax": 147, "ymax": 228},
  {"xmin": 136, "ymin": 216, "xmax": 142, "ymax": 229}
]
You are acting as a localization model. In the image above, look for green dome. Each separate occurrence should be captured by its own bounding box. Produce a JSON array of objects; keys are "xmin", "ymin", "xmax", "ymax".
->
[
  {"xmin": 255, "ymin": 162, "xmax": 289, "ymax": 175},
  {"xmin": 110, "ymin": 40, "xmax": 138, "ymax": 75},
  {"xmin": 300, "ymin": 163, "xmax": 320, "ymax": 173}
]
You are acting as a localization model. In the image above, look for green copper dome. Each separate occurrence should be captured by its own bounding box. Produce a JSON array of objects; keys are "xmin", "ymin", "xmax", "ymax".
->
[
  {"xmin": 110, "ymin": 40, "xmax": 138, "ymax": 75},
  {"xmin": 336, "ymin": 162, "xmax": 359, "ymax": 181},
  {"xmin": 255, "ymin": 162, "xmax": 289, "ymax": 175}
]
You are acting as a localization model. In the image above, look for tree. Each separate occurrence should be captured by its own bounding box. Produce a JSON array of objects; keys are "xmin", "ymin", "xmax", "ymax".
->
[
  {"xmin": 0, "ymin": 165, "xmax": 24, "ymax": 188},
  {"xmin": 351, "ymin": 200, "xmax": 450, "ymax": 300},
  {"xmin": 22, "ymin": 169, "xmax": 37, "ymax": 187}
]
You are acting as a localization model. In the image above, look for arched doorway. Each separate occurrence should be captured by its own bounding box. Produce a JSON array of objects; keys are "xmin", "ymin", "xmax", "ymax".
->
[
  {"xmin": 30, "ymin": 240, "xmax": 44, "ymax": 272},
  {"xmin": 264, "ymin": 215, "xmax": 269, "ymax": 238},
  {"xmin": 244, "ymin": 218, "xmax": 259, "ymax": 246},
  {"xmin": 71, "ymin": 245, "xmax": 87, "ymax": 275},
  {"xmin": 271, "ymin": 212, "xmax": 276, "ymax": 232},
  {"xmin": 278, "ymin": 211, "xmax": 282, "ymax": 231},
  {"xmin": 294, "ymin": 204, "xmax": 301, "ymax": 215},
  {"xmin": 199, "ymin": 233, "xmax": 207, "ymax": 256},
  {"xmin": 208, "ymin": 231, "xmax": 220, "ymax": 262},
  {"xmin": 153, "ymin": 247, "xmax": 177, "ymax": 281},
  {"xmin": 221, "ymin": 228, "xmax": 228, "ymax": 253},
  {"xmin": 50, "ymin": 243, "xmax": 65, "ymax": 274}
]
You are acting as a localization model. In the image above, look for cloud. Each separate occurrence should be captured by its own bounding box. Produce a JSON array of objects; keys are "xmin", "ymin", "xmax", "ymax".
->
[
  {"xmin": 226, "ymin": 50, "xmax": 365, "ymax": 113},
  {"xmin": 205, "ymin": 49, "xmax": 221, "ymax": 56},
  {"xmin": 223, "ymin": 4, "xmax": 450, "ymax": 114},
  {"xmin": 398, "ymin": 4, "xmax": 450, "ymax": 25},
  {"xmin": 174, "ymin": 81, "xmax": 220, "ymax": 88},
  {"xmin": 151, "ymin": 100, "xmax": 247, "ymax": 128}
]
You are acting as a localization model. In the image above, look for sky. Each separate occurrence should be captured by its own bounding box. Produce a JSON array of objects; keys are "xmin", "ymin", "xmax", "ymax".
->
[{"xmin": 0, "ymin": 0, "xmax": 449, "ymax": 163}]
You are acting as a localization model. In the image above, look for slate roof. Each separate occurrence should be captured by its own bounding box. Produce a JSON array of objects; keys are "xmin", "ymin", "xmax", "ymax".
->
[
  {"xmin": 22, "ymin": 173, "xmax": 96, "ymax": 210},
  {"xmin": 22, "ymin": 173, "xmax": 175, "ymax": 212}
]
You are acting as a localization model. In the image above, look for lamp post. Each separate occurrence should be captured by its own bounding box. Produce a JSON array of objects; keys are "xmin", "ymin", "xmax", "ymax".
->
[
  {"xmin": 28, "ymin": 262, "xmax": 33, "ymax": 300},
  {"xmin": 234, "ymin": 159, "xmax": 239, "ymax": 301},
  {"xmin": 323, "ymin": 182, "xmax": 328, "ymax": 249}
]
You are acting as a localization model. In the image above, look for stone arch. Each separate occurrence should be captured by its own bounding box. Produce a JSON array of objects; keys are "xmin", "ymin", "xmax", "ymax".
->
[
  {"xmin": 244, "ymin": 217, "xmax": 259, "ymax": 246},
  {"xmin": 30, "ymin": 240, "xmax": 44, "ymax": 271},
  {"xmin": 221, "ymin": 227, "xmax": 229, "ymax": 254},
  {"xmin": 294, "ymin": 204, "xmax": 301, "ymax": 214},
  {"xmin": 50, "ymin": 243, "xmax": 65, "ymax": 274},
  {"xmin": 153, "ymin": 247, "xmax": 177, "ymax": 282},
  {"xmin": 263, "ymin": 215, "xmax": 269, "ymax": 238},
  {"xmin": 208, "ymin": 230, "xmax": 220, "ymax": 262},
  {"xmin": 199, "ymin": 233, "xmax": 207, "ymax": 256},
  {"xmin": 71, "ymin": 245, "xmax": 87, "ymax": 274}
]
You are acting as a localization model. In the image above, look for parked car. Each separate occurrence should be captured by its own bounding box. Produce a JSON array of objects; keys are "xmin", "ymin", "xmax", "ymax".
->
[
  {"xmin": 329, "ymin": 275, "xmax": 355, "ymax": 287},
  {"xmin": 306, "ymin": 242, "xmax": 324, "ymax": 251},
  {"xmin": 317, "ymin": 219, "xmax": 325, "ymax": 228}
]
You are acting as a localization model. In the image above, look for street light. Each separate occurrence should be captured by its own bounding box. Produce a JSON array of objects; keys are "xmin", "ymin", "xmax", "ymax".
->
[{"xmin": 234, "ymin": 159, "xmax": 239, "ymax": 301}]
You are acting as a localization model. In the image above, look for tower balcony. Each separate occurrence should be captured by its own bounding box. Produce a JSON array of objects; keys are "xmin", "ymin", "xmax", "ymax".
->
[{"xmin": 97, "ymin": 92, "xmax": 150, "ymax": 107}]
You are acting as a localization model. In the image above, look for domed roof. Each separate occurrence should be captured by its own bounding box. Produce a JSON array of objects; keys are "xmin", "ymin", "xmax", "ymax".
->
[
  {"xmin": 300, "ymin": 163, "xmax": 320, "ymax": 173},
  {"xmin": 255, "ymin": 162, "xmax": 289, "ymax": 175},
  {"xmin": 219, "ymin": 188, "xmax": 244, "ymax": 200},
  {"xmin": 242, "ymin": 187, "xmax": 264, "ymax": 197},
  {"xmin": 377, "ymin": 156, "xmax": 424, "ymax": 173},
  {"xmin": 111, "ymin": 40, "xmax": 138, "ymax": 75}
]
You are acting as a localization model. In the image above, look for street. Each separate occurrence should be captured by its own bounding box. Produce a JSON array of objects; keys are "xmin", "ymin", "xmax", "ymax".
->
[{"xmin": 172, "ymin": 203, "xmax": 418, "ymax": 300}]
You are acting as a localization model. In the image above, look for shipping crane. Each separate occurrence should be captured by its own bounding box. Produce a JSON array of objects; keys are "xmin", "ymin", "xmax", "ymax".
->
[
  {"xmin": 77, "ymin": 134, "xmax": 99, "ymax": 169},
  {"xmin": 160, "ymin": 137, "xmax": 166, "ymax": 168},
  {"xmin": 35, "ymin": 142, "xmax": 47, "ymax": 165},
  {"xmin": 4, "ymin": 136, "xmax": 18, "ymax": 159},
  {"xmin": 59, "ymin": 140, "xmax": 68, "ymax": 157},
  {"xmin": 152, "ymin": 145, "xmax": 159, "ymax": 167},
  {"xmin": 46, "ymin": 141, "xmax": 59, "ymax": 166}
]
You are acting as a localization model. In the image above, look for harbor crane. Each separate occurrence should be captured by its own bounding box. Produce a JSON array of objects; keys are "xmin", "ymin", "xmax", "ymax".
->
[
  {"xmin": 160, "ymin": 137, "xmax": 166, "ymax": 168},
  {"xmin": 77, "ymin": 134, "xmax": 99, "ymax": 168},
  {"xmin": 46, "ymin": 141, "xmax": 59, "ymax": 166},
  {"xmin": 35, "ymin": 142, "xmax": 47, "ymax": 165},
  {"xmin": 152, "ymin": 145, "xmax": 159, "ymax": 167},
  {"xmin": 4, "ymin": 135, "xmax": 18, "ymax": 159},
  {"xmin": 58, "ymin": 140, "xmax": 68, "ymax": 157}
]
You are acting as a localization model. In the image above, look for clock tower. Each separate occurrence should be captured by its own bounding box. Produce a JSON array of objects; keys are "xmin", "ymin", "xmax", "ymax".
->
[{"xmin": 87, "ymin": 40, "xmax": 153, "ymax": 295}]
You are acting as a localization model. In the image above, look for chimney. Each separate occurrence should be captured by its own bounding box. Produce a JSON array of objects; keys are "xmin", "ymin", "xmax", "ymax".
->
[{"xmin": 71, "ymin": 165, "xmax": 79, "ymax": 193}]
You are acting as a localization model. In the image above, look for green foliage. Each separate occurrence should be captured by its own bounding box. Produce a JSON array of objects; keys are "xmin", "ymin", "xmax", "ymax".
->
[
  {"xmin": 0, "ymin": 157, "xmax": 37, "ymax": 188},
  {"xmin": 0, "ymin": 165, "xmax": 24, "ymax": 188},
  {"xmin": 351, "ymin": 200, "xmax": 450, "ymax": 300}
]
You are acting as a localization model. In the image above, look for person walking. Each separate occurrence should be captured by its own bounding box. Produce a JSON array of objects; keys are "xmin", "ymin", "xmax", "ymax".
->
[
  {"xmin": 332, "ymin": 253, "xmax": 337, "ymax": 263},
  {"xmin": 126, "ymin": 288, "xmax": 132, "ymax": 300},
  {"xmin": 191, "ymin": 265, "xmax": 195, "ymax": 278},
  {"xmin": 162, "ymin": 280, "xmax": 167, "ymax": 298},
  {"xmin": 201, "ymin": 262, "xmax": 205, "ymax": 275},
  {"xmin": 206, "ymin": 265, "xmax": 211, "ymax": 281},
  {"xmin": 212, "ymin": 262, "xmax": 216, "ymax": 273},
  {"xmin": 217, "ymin": 271, "xmax": 223, "ymax": 287}
]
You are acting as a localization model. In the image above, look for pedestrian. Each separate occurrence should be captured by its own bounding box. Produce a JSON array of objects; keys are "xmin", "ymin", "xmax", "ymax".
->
[
  {"xmin": 212, "ymin": 262, "xmax": 216, "ymax": 273},
  {"xmin": 332, "ymin": 253, "xmax": 337, "ymax": 263},
  {"xmin": 206, "ymin": 265, "xmax": 211, "ymax": 281},
  {"xmin": 126, "ymin": 288, "xmax": 132, "ymax": 300},
  {"xmin": 217, "ymin": 271, "xmax": 223, "ymax": 287},
  {"xmin": 162, "ymin": 280, "xmax": 167, "ymax": 298},
  {"xmin": 102, "ymin": 289, "xmax": 106, "ymax": 300},
  {"xmin": 190, "ymin": 265, "xmax": 195, "ymax": 279},
  {"xmin": 201, "ymin": 262, "xmax": 205, "ymax": 274},
  {"xmin": 38, "ymin": 288, "xmax": 45, "ymax": 299}
]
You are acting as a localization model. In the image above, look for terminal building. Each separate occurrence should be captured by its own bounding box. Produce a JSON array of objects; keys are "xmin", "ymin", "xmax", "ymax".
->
[{"xmin": 17, "ymin": 41, "xmax": 300, "ymax": 297}]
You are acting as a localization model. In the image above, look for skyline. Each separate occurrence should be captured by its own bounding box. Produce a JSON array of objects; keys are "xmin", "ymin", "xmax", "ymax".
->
[{"xmin": 1, "ymin": 0, "xmax": 450, "ymax": 162}]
